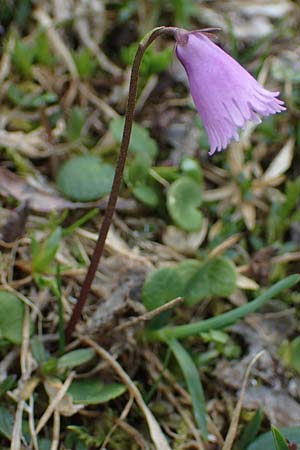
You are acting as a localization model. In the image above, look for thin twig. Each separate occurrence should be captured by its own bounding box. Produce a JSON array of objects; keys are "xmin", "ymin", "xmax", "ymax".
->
[
  {"xmin": 50, "ymin": 410, "xmax": 60, "ymax": 450},
  {"xmin": 222, "ymin": 350, "xmax": 265, "ymax": 450},
  {"xmin": 115, "ymin": 297, "xmax": 183, "ymax": 332},
  {"xmin": 100, "ymin": 396, "xmax": 134, "ymax": 450},
  {"xmin": 35, "ymin": 372, "xmax": 74, "ymax": 434},
  {"xmin": 79, "ymin": 336, "xmax": 172, "ymax": 450}
]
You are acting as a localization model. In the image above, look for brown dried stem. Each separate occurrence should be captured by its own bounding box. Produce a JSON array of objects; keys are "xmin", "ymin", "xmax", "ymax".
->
[{"xmin": 66, "ymin": 26, "xmax": 176, "ymax": 341}]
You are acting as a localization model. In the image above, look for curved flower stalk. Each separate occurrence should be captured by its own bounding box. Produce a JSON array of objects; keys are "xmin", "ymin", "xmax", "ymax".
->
[
  {"xmin": 175, "ymin": 30, "xmax": 286, "ymax": 155},
  {"xmin": 66, "ymin": 26, "xmax": 286, "ymax": 340}
]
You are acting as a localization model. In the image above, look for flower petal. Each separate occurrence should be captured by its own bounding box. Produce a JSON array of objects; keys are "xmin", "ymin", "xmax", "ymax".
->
[{"xmin": 175, "ymin": 31, "xmax": 286, "ymax": 155}]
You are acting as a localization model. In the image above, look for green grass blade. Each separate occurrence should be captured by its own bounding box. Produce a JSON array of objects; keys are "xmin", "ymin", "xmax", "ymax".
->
[
  {"xmin": 271, "ymin": 425, "xmax": 290, "ymax": 450},
  {"xmin": 56, "ymin": 264, "xmax": 65, "ymax": 355},
  {"xmin": 148, "ymin": 274, "xmax": 300, "ymax": 341},
  {"xmin": 237, "ymin": 407, "xmax": 263, "ymax": 450},
  {"xmin": 168, "ymin": 338, "xmax": 207, "ymax": 439}
]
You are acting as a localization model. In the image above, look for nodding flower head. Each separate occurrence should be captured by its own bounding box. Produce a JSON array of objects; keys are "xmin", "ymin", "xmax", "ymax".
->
[{"xmin": 175, "ymin": 29, "xmax": 286, "ymax": 155}]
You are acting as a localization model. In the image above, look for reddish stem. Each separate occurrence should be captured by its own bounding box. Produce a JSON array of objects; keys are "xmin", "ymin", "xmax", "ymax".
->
[{"xmin": 66, "ymin": 26, "xmax": 176, "ymax": 341}]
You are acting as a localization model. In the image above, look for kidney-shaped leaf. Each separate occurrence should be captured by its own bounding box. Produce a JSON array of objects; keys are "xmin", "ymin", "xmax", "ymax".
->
[
  {"xmin": 0, "ymin": 291, "xmax": 25, "ymax": 344},
  {"xmin": 68, "ymin": 379, "xmax": 126, "ymax": 405},
  {"xmin": 57, "ymin": 155, "xmax": 114, "ymax": 201},
  {"xmin": 167, "ymin": 177, "xmax": 203, "ymax": 232},
  {"xmin": 184, "ymin": 257, "xmax": 237, "ymax": 306},
  {"xmin": 142, "ymin": 267, "xmax": 184, "ymax": 311}
]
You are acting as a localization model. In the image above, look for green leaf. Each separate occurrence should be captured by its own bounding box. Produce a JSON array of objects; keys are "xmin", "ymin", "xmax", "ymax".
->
[
  {"xmin": 167, "ymin": 176, "xmax": 203, "ymax": 231},
  {"xmin": 0, "ymin": 291, "xmax": 25, "ymax": 344},
  {"xmin": 142, "ymin": 267, "xmax": 184, "ymax": 311},
  {"xmin": 154, "ymin": 166, "xmax": 179, "ymax": 183},
  {"xmin": 57, "ymin": 155, "xmax": 114, "ymax": 202},
  {"xmin": 176, "ymin": 259, "xmax": 202, "ymax": 283},
  {"xmin": 271, "ymin": 426, "xmax": 290, "ymax": 450},
  {"xmin": 32, "ymin": 227, "xmax": 62, "ymax": 273},
  {"xmin": 237, "ymin": 408, "xmax": 263, "ymax": 450},
  {"xmin": 246, "ymin": 427, "xmax": 300, "ymax": 450},
  {"xmin": 72, "ymin": 48, "xmax": 97, "ymax": 79},
  {"xmin": 68, "ymin": 379, "xmax": 126, "ymax": 405},
  {"xmin": 12, "ymin": 40, "xmax": 34, "ymax": 77},
  {"xmin": 66, "ymin": 107, "xmax": 85, "ymax": 142},
  {"xmin": 0, "ymin": 376, "xmax": 16, "ymax": 399},
  {"xmin": 125, "ymin": 152, "xmax": 152, "ymax": 187},
  {"xmin": 279, "ymin": 336, "xmax": 300, "ymax": 374},
  {"xmin": 0, "ymin": 406, "xmax": 13, "ymax": 439},
  {"xmin": 31, "ymin": 336, "xmax": 50, "ymax": 363},
  {"xmin": 125, "ymin": 152, "xmax": 159, "ymax": 207},
  {"xmin": 7, "ymin": 85, "xmax": 57, "ymax": 109},
  {"xmin": 109, "ymin": 117, "xmax": 158, "ymax": 158},
  {"xmin": 58, "ymin": 349, "xmax": 95, "ymax": 370},
  {"xmin": 132, "ymin": 184, "xmax": 159, "ymax": 207},
  {"xmin": 184, "ymin": 257, "xmax": 237, "ymax": 306},
  {"xmin": 142, "ymin": 267, "xmax": 184, "ymax": 328},
  {"xmin": 168, "ymin": 339, "xmax": 207, "ymax": 438},
  {"xmin": 34, "ymin": 30, "xmax": 54, "ymax": 66}
]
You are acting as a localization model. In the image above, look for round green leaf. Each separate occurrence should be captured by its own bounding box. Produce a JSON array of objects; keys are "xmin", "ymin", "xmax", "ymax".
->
[
  {"xmin": 142, "ymin": 267, "xmax": 184, "ymax": 328},
  {"xmin": 184, "ymin": 263, "xmax": 211, "ymax": 305},
  {"xmin": 184, "ymin": 257, "xmax": 237, "ymax": 306},
  {"xmin": 142, "ymin": 267, "xmax": 184, "ymax": 311},
  {"xmin": 246, "ymin": 427, "xmax": 300, "ymax": 450},
  {"xmin": 176, "ymin": 259, "xmax": 202, "ymax": 284},
  {"xmin": 68, "ymin": 379, "xmax": 126, "ymax": 405},
  {"xmin": 0, "ymin": 292, "xmax": 25, "ymax": 344},
  {"xmin": 57, "ymin": 155, "xmax": 114, "ymax": 201},
  {"xmin": 209, "ymin": 257, "xmax": 237, "ymax": 297},
  {"xmin": 167, "ymin": 177, "xmax": 203, "ymax": 231},
  {"xmin": 132, "ymin": 184, "xmax": 159, "ymax": 207}
]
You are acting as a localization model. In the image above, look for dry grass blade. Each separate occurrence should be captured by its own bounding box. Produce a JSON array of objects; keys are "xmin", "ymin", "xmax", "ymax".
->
[
  {"xmin": 50, "ymin": 410, "xmax": 60, "ymax": 450},
  {"xmin": 0, "ymin": 130, "xmax": 50, "ymax": 158},
  {"xmin": 100, "ymin": 396, "xmax": 134, "ymax": 449},
  {"xmin": 208, "ymin": 234, "xmax": 242, "ymax": 258},
  {"xmin": 10, "ymin": 400, "xmax": 25, "ymax": 450},
  {"xmin": 115, "ymin": 297, "xmax": 184, "ymax": 332},
  {"xmin": 115, "ymin": 418, "xmax": 149, "ymax": 450},
  {"xmin": 79, "ymin": 336, "xmax": 172, "ymax": 450},
  {"xmin": 262, "ymin": 137, "xmax": 295, "ymax": 181},
  {"xmin": 222, "ymin": 350, "xmax": 265, "ymax": 450},
  {"xmin": 34, "ymin": 9, "xmax": 78, "ymax": 79},
  {"xmin": 35, "ymin": 372, "xmax": 75, "ymax": 434},
  {"xmin": 236, "ymin": 274, "xmax": 259, "ymax": 290}
]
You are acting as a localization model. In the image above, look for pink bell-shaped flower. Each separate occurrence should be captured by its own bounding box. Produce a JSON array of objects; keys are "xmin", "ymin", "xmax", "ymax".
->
[{"xmin": 175, "ymin": 30, "xmax": 286, "ymax": 155}]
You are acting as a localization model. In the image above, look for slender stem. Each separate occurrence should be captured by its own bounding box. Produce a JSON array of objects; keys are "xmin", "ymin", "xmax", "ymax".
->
[
  {"xmin": 66, "ymin": 26, "xmax": 176, "ymax": 341},
  {"xmin": 145, "ymin": 274, "xmax": 300, "ymax": 341}
]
